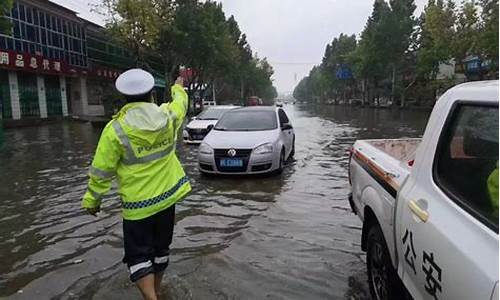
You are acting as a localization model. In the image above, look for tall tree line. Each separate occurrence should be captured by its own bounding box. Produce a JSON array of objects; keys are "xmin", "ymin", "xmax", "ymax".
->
[
  {"xmin": 294, "ymin": 0, "xmax": 498, "ymax": 107},
  {"xmin": 99, "ymin": 0, "xmax": 277, "ymax": 103}
]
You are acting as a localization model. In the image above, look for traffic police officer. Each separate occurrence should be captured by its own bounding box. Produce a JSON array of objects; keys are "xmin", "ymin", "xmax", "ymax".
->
[{"xmin": 82, "ymin": 68, "xmax": 191, "ymax": 300}]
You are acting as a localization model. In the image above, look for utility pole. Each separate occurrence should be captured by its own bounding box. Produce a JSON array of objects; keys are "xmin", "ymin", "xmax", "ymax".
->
[{"xmin": 212, "ymin": 81, "xmax": 216, "ymax": 104}]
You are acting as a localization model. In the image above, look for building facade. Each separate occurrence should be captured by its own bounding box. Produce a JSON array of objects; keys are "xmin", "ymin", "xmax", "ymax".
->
[{"xmin": 0, "ymin": 0, "xmax": 133, "ymax": 124}]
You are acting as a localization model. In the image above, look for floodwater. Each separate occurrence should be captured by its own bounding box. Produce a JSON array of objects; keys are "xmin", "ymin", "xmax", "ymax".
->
[{"xmin": 0, "ymin": 104, "xmax": 430, "ymax": 299}]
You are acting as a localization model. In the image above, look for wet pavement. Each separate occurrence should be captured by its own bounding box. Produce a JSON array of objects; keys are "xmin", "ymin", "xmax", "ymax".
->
[{"xmin": 0, "ymin": 104, "xmax": 430, "ymax": 299}]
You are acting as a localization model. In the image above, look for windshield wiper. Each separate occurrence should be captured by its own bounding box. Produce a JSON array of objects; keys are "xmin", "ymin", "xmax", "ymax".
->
[{"xmin": 214, "ymin": 127, "xmax": 226, "ymax": 131}]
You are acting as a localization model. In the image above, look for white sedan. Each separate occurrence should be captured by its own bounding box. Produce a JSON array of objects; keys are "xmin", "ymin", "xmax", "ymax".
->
[
  {"xmin": 183, "ymin": 105, "xmax": 238, "ymax": 144},
  {"xmin": 198, "ymin": 106, "xmax": 295, "ymax": 175}
]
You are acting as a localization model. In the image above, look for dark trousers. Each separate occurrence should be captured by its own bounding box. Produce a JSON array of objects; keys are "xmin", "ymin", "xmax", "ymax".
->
[{"xmin": 122, "ymin": 205, "xmax": 175, "ymax": 282}]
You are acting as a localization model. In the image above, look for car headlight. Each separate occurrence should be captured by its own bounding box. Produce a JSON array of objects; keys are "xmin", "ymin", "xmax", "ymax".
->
[
  {"xmin": 254, "ymin": 143, "xmax": 273, "ymax": 154},
  {"xmin": 199, "ymin": 143, "xmax": 213, "ymax": 155}
]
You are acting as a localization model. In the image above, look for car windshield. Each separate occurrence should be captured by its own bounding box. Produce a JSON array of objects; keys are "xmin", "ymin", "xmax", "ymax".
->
[
  {"xmin": 196, "ymin": 108, "xmax": 233, "ymax": 120},
  {"xmin": 215, "ymin": 111, "xmax": 277, "ymax": 131}
]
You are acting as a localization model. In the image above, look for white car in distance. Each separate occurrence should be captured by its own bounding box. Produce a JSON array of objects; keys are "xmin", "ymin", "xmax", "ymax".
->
[
  {"xmin": 198, "ymin": 106, "xmax": 295, "ymax": 175},
  {"xmin": 183, "ymin": 105, "xmax": 238, "ymax": 144}
]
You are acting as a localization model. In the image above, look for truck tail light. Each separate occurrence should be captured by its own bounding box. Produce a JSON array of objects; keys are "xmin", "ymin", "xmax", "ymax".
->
[{"xmin": 408, "ymin": 159, "xmax": 415, "ymax": 167}]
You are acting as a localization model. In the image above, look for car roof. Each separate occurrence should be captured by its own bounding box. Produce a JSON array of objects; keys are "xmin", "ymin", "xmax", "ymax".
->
[
  {"xmin": 231, "ymin": 106, "xmax": 278, "ymax": 112},
  {"xmin": 445, "ymin": 80, "xmax": 498, "ymax": 103},
  {"xmin": 205, "ymin": 105, "xmax": 240, "ymax": 109}
]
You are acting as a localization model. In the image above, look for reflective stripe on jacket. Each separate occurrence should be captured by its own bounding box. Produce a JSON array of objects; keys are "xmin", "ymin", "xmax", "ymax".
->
[{"xmin": 82, "ymin": 84, "xmax": 191, "ymax": 220}]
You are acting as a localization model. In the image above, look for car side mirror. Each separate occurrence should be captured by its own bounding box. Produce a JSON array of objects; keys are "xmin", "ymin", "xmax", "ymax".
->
[
  {"xmin": 281, "ymin": 123, "xmax": 293, "ymax": 130},
  {"xmin": 207, "ymin": 124, "xmax": 214, "ymax": 131}
]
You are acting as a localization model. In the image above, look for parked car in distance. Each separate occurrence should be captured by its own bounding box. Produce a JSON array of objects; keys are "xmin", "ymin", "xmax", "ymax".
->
[
  {"xmin": 203, "ymin": 99, "xmax": 216, "ymax": 107},
  {"xmin": 183, "ymin": 105, "xmax": 238, "ymax": 144},
  {"xmin": 348, "ymin": 81, "xmax": 499, "ymax": 300},
  {"xmin": 246, "ymin": 96, "xmax": 263, "ymax": 106},
  {"xmin": 198, "ymin": 106, "xmax": 295, "ymax": 175}
]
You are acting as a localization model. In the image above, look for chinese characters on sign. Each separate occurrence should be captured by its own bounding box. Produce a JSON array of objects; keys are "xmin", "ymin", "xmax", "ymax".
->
[
  {"xmin": 15, "ymin": 54, "xmax": 24, "ymax": 67},
  {"xmin": 0, "ymin": 49, "xmax": 120, "ymax": 79},
  {"xmin": 0, "ymin": 49, "xmax": 85, "ymax": 75},
  {"xmin": 0, "ymin": 52, "xmax": 9, "ymax": 65},
  {"xmin": 94, "ymin": 68, "xmax": 120, "ymax": 79},
  {"xmin": 403, "ymin": 229, "xmax": 443, "ymax": 300},
  {"xmin": 29, "ymin": 57, "xmax": 38, "ymax": 69}
]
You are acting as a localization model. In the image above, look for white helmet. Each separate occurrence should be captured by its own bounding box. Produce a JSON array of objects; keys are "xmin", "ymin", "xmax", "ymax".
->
[{"xmin": 115, "ymin": 68, "xmax": 155, "ymax": 96}]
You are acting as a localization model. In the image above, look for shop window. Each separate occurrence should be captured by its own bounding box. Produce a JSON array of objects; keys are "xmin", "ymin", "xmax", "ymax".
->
[
  {"xmin": 42, "ymin": 46, "xmax": 48, "ymax": 57},
  {"xmin": 39, "ymin": 12, "xmax": 45, "ymax": 27},
  {"xmin": 13, "ymin": 21, "xmax": 20, "ymax": 38},
  {"xmin": 57, "ymin": 18, "xmax": 61, "ymax": 32},
  {"xmin": 41, "ymin": 29, "xmax": 46, "ymax": 45},
  {"xmin": 19, "ymin": 4, "xmax": 25, "ymax": 21},
  {"xmin": 26, "ymin": 7, "xmax": 32, "ymax": 23},
  {"xmin": 51, "ymin": 32, "xmax": 60, "ymax": 47},
  {"xmin": 18, "ymin": 73, "xmax": 40, "ymax": 118},
  {"xmin": 21, "ymin": 23, "xmax": 26, "ymax": 39},
  {"xmin": 26, "ymin": 25, "xmax": 36, "ymax": 42},
  {"xmin": 33, "ymin": 8, "xmax": 39, "ymax": 25},
  {"xmin": 11, "ymin": 4, "xmax": 18, "ymax": 19},
  {"xmin": 51, "ymin": 16, "xmax": 56, "ymax": 31},
  {"xmin": 6, "ymin": 37, "xmax": 13, "ymax": 50},
  {"xmin": 22, "ymin": 41, "xmax": 28, "ymax": 52},
  {"xmin": 15, "ymin": 40, "xmax": 21, "ymax": 51},
  {"xmin": 0, "ymin": 37, "xmax": 5, "ymax": 49},
  {"xmin": 72, "ymin": 38, "xmax": 80, "ymax": 52}
]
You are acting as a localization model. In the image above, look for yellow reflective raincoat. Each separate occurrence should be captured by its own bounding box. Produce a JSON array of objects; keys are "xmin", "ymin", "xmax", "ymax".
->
[{"xmin": 82, "ymin": 84, "xmax": 191, "ymax": 220}]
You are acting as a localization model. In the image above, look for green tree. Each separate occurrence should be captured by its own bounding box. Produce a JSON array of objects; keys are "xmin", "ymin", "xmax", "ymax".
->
[
  {"xmin": 415, "ymin": 0, "xmax": 456, "ymax": 81},
  {"xmin": 353, "ymin": 0, "xmax": 393, "ymax": 105},
  {"xmin": 479, "ymin": 0, "xmax": 499, "ymax": 72},
  {"xmin": 387, "ymin": 0, "xmax": 416, "ymax": 104},
  {"xmin": 100, "ymin": 0, "xmax": 162, "ymax": 65},
  {"xmin": 454, "ymin": 0, "xmax": 480, "ymax": 63},
  {"xmin": 0, "ymin": 0, "xmax": 13, "ymax": 34}
]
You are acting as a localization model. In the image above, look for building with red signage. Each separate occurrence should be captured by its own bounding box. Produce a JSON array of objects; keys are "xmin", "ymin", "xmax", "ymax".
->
[{"xmin": 0, "ymin": 0, "xmax": 142, "ymax": 124}]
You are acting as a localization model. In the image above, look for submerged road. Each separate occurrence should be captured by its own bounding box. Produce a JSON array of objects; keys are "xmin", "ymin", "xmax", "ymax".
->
[{"xmin": 0, "ymin": 104, "xmax": 429, "ymax": 299}]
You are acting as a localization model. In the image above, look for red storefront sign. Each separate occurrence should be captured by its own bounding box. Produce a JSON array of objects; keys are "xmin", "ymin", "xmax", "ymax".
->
[{"xmin": 0, "ymin": 49, "xmax": 87, "ymax": 76}]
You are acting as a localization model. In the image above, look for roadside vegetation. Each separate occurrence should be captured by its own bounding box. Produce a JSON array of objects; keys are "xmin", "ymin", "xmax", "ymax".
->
[
  {"xmin": 96, "ymin": 0, "xmax": 277, "ymax": 104},
  {"xmin": 293, "ymin": 0, "xmax": 499, "ymax": 107}
]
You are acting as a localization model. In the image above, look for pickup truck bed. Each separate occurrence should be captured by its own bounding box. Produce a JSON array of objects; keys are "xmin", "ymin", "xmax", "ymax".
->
[{"xmin": 350, "ymin": 138, "xmax": 420, "ymax": 198}]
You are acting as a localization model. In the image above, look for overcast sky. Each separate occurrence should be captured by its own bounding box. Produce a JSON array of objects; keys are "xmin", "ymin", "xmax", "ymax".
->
[{"xmin": 53, "ymin": 0, "xmax": 429, "ymax": 94}]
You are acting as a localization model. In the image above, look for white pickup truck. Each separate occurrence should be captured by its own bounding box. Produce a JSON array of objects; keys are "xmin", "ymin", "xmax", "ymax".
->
[{"xmin": 348, "ymin": 81, "xmax": 499, "ymax": 300}]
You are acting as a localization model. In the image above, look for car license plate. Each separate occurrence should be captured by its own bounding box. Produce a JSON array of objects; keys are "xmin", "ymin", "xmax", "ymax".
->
[
  {"xmin": 220, "ymin": 158, "xmax": 243, "ymax": 167},
  {"xmin": 192, "ymin": 135, "xmax": 204, "ymax": 140}
]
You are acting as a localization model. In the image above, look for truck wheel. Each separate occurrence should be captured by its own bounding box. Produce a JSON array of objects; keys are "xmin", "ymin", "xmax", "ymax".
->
[{"xmin": 367, "ymin": 224, "xmax": 405, "ymax": 300}]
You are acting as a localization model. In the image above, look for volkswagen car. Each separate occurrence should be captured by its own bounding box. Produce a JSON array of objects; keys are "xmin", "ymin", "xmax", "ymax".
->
[
  {"xmin": 183, "ymin": 105, "xmax": 238, "ymax": 144},
  {"xmin": 198, "ymin": 106, "xmax": 295, "ymax": 175}
]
